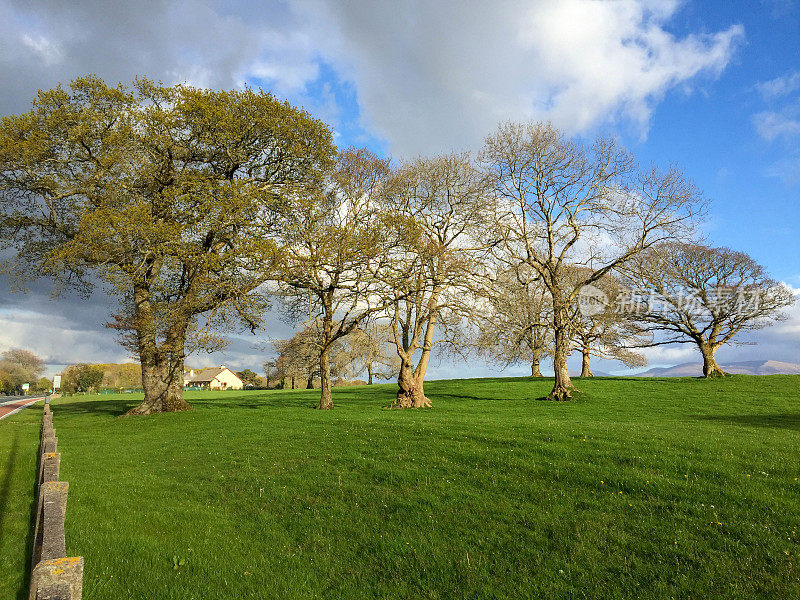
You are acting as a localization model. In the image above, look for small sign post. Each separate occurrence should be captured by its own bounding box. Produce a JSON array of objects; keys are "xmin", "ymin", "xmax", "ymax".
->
[
  {"xmin": 22, "ymin": 382, "xmax": 29, "ymax": 393},
  {"xmin": 53, "ymin": 375, "xmax": 62, "ymax": 390}
]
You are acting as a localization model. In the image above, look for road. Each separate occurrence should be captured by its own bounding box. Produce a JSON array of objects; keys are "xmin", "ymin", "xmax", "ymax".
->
[{"xmin": 0, "ymin": 395, "xmax": 45, "ymax": 420}]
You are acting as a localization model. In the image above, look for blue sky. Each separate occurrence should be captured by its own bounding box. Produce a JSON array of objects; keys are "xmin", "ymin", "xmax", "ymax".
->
[{"xmin": 0, "ymin": 0, "xmax": 798, "ymax": 376}]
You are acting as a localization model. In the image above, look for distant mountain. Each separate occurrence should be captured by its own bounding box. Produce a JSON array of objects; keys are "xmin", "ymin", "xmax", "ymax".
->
[
  {"xmin": 569, "ymin": 370, "xmax": 612, "ymax": 377},
  {"xmin": 634, "ymin": 360, "xmax": 800, "ymax": 378}
]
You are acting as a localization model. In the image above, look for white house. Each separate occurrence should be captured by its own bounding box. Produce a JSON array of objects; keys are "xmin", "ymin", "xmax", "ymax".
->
[{"xmin": 184, "ymin": 366, "xmax": 243, "ymax": 390}]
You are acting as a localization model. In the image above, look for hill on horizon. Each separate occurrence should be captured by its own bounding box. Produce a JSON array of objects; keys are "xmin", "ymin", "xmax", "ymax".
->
[{"xmin": 634, "ymin": 360, "xmax": 800, "ymax": 378}]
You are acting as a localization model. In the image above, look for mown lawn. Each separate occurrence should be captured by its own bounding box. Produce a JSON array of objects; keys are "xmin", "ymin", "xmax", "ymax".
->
[
  {"xmin": 2, "ymin": 376, "xmax": 799, "ymax": 599},
  {"xmin": 0, "ymin": 402, "xmax": 42, "ymax": 600}
]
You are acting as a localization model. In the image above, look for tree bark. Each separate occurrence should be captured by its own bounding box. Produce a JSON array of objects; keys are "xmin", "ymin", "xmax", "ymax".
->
[
  {"xmin": 317, "ymin": 345, "xmax": 333, "ymax": 409},
  {"xmin": 126, "ymin": 290, "xmax": 191, "ymax": 415},
  {"xmin": 580, "ymin": 351, "xmax": 593, "ymax": 378},
  {"xmin": 391, "ymin": 357, "xmax": 431, "ymax": 408},
  {"xmin": 127, "ymin": 350, "xmax": 191, "ymax": 415},
  {"xmin": 391, "ymin": 311, "xmax": 435, "ymax": 408},
  {"xmin": 700, "ymin": 343, "xmax": 726, "ymax": 378},
  {"xmin": 548, "ymin": 306, "xmax": 575, "ymax": 400},
  {"xmin": 306, "ymin": 374, "xmax": 314, "ymax": 390},
  {"xmin": 367, "ymin": 364, "xmax": 373, "ymax": 385},
  {"xmin": 530, "ymin": 357, "xmax": 543, "ymax": 377}
]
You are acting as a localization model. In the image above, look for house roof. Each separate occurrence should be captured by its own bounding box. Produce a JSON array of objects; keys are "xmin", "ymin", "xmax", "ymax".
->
[{"xmin": 184, "ymin": 367, "xmax": 235, "ymax": 383}]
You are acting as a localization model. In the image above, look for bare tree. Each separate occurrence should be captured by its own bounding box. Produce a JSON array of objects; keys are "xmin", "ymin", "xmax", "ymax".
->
[
  {"xmin": 380, "ymin": 153, "xmax": 491, "ymax": 408},
  {"xmin": 482, "ymin": 121, "xmax": 704, "ymax": 400},
  {"xmin": 568, "ymin": 271, "xmax": 648, "ymax": 377},
  {"xmin": 335, "ymin": 322, "xmax": 399, "ymax": 384},
  {"xmin": 275, "ymin": 148, "xmax": 396, "ymax": 409},
  {"xmin": 476, "ymin": 265, "xmax": 552, "ymax": 377},
  {"xmin": 273, "ymin": 328, "xmax": 320, "ymax": 389},
  {"xmin": 622, "ymin": 242, "xmax": 795, "ymax": 377}
]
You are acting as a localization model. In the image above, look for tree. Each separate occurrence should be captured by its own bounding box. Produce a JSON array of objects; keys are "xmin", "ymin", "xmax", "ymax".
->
[
  {"xmin": 335, "ymin": 322, "xmax": 399, "ymax": 384},
  {"xmin": 380, "ymin": 153, "xmax": 491, "ymax": 408},
  {"xmin": 273, "ymin": 327, "xmax": 323, "ymax": 390},
  {"xmin": 237, "ymin": 369, "xmax": 260, "ymax": 387},
  {"xmin": 275, "ymin": 148, "xmax": 396, "ymax": 409},
  {"xmin": 62, "ymin": 363, "xmax": 104, "ymax": 392},
  {"xmin": 36, "ymin": 377, "xmax": 53, "ymax": 392},
  {"xmin": 0, "ymin": 348, "xmax": 45, "ymax": 394},
  {"xmin": 98, "ymin": 363, "xmax": 142, "ymax": 389},
  {"xmin": 262, "ymin": 359, "xmax": 277, "ymax": 389},
  {"xmin": 476, "ymin": 265, "xmax": 551, "ymax": 377},
  {"xmin": 622, "ymin": 242, "xmax": 795, "ymax": 377},
  {"xmin": 0, "ymin": 77, "xmax": 334, "ymax": 414},
  {"xmin": 76, "ymin": 365, "xmax": 104, "ymax": 392},
  {"xmin": 569, "ymin": 271, "xmax": 648, "ymax": 377},
  {"xmin": 482, "ymin": 122, "xmax": 703, "ymax": 400}
]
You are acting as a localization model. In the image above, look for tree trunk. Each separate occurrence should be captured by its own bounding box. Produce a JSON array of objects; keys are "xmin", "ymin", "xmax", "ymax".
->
[
  {"xmin": 127, "ymin": 351, "xmax": 191, "ymax": 415},
  {"xmin": 700, "ymin": 343, "xmax": 726, "ymax": 378},
  {"xmin": 125, "ymin": 293, "xmax": 191, "ymax": 416},
  {"xmin": 291, "ymin": 376, "xmax": 295, "ymax": 390},
  {"xmin": 548, "ymin": 306, "xmax": 575, "ymax": 400},
  {"xmin": 580, "ymin": 351, "xmax": 593, "ymax": 378},
  {"xmin": 391, "ymin": 311, "xmax": 436, "ymax": 408},
  {"xmin": 367, "ymin": 364, "xmax": 373, "ymax": 385},
  {"xmin": 391, "ymin": 358, "xmax": 431, "ymax": 408},
  {"xmin": 318, "ymin": 346, "xmax": 333, "ymax": 409},
  {"xmin": 306, "ymin": 374, "xmax": 314, "ymax": 390},
  {"xmin": 530, "ymin": 357, "xmax": 543, "ymax": 377}
]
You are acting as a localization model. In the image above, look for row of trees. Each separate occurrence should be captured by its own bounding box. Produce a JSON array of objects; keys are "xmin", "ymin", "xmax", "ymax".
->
[
  {"xmin": 268, "ymin": 323, "xmax": 397, "ymax": 389},
  {"xmin": 1, "ymin": 78, "xmax": 794, "ymax": 413}
]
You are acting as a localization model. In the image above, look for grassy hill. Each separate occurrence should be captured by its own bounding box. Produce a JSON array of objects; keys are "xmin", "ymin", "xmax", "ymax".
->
[{"xmin": 2, "ymin": 376, "xmax": 799, "ymax": 599}]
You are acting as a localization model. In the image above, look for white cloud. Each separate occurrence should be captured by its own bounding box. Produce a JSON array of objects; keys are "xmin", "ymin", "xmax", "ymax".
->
[
  {"xmin": 753, "ymin": 71, "xmax": 800, "ymax": 185},
  {"xmin": 286, "ymin": 0, "xmax": 743, "ymax": 155},
  {"xmin": 755, "ymin": 70, "xmax": 800, "ymax": 100},
  {"xmin": 0, "ymin": 308, "xmax": 127, "ymax": 365},
  {"xmin": 0, "ymin": 1, "xmax": 743, "ymax": 156},
  {"xmin": 753, "ymin": 110, "xmax": 800, "ymax": 141},
  {"xmin": 765, "ymin": 153, "xmax": 800, "ymax": 185},
  {"xmin": 19, "ymin": 33, "xmax": 64, "ymax": 66}
]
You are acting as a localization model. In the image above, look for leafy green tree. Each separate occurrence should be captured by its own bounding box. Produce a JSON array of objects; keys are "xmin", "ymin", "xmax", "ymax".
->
[
  {"xmin": 0, "ymin": 348, "xmax": 45, "ymax": 394},
  {"xmin": 0, "ymin": 77, "xmax": 335, "ymax": 414},
  {"xmin": 75, "ymin": 365, "xmax": 104, "ymax": 392},
  {"xmin": 236, "ymin": 369, "xmax": 260, "ymax": 387},
  {"xmin": 36, "ymin": 377, "xmax": 53, "ymax": 392}
]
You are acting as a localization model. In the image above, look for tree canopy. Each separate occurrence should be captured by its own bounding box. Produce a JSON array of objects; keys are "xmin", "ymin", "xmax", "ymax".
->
[
  {"xmin": 0, "ymin": 76, "xmax": 335, "ymax": 413},
  {"xmin": 622, "ymin": 242, "xmax": 795, "ymax": 377}
]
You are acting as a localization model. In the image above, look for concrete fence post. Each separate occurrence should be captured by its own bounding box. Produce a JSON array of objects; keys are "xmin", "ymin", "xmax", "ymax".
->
[
  {"xmin": 41, "ymin": 452, "xmax": 61, "ymax": 484},
  {"xmin": 29, "ymin": 558, "xmax": 84, "ymax": 600}
]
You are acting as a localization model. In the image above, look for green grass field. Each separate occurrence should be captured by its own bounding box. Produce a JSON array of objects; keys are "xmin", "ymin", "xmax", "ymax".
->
[{"xmin": 2, "ymin": 376, "xmax": 799, "ymax": 599}]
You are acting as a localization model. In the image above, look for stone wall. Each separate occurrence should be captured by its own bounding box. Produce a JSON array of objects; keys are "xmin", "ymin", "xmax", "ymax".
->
[{"xmin": 29, "ymin": 402, "xmax": 84, "ymax": 600}]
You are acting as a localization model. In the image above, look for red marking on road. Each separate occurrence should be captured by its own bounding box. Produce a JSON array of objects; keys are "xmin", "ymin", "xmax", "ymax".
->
[{"xmin": 0, "ymin": 397, "xmax": 44, "ymax": 420}]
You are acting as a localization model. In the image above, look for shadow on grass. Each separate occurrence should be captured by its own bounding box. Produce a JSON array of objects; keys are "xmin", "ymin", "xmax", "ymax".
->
[
  {"xmin": 49, "ymin": 399, "xmax": 133, "ymax": 418},
  {"xmin": 694, "ymin": 413, "xmax": 800, "ymax": 430},
  {"xmin": 191, "ymin": 386, "xmax": 398, "ymax": 411}
]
